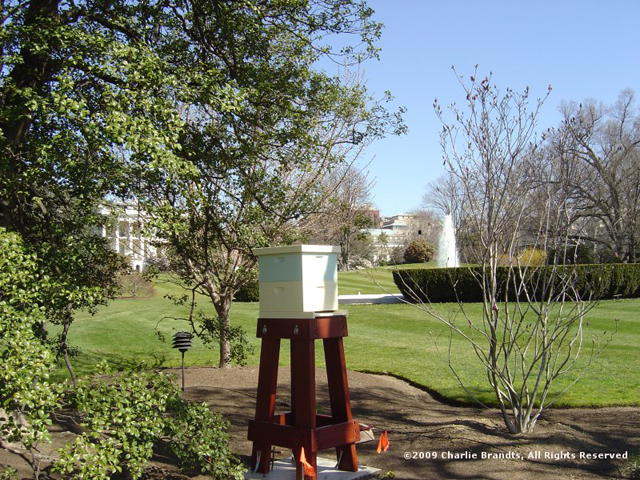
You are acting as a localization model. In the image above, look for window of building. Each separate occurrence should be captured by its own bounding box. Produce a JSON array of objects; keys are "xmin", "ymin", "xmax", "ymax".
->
[
  {"xmin": 131, "ymin": 221, "xmax": 142, "ymax": 238},
  {"xmin": 118, "ymin": 221, "xmax": 129, "ymax": 237}
]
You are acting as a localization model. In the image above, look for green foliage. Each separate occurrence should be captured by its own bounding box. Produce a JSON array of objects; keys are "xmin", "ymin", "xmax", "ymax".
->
[
  {"xmin": 164, "ymin": 401, "xmax": 245, "ymax": 478},
  {"xmin": 626, "ymin": 454, "xmax": 640, "ymax": 478},
  {"xmin": 1, "ymin": 0, "xmax": 404, "ymax": 369},
  {"xmin": 127, "ymin": 1, "xmax": 402, "ymax": 365},
  {"xmin": 394, "ymin": 267, "xmax": 479, "ymax": 303},
  {"xmin": 54, "ymin": 364, "xmax": 174, "ymax": 479},
  {"xmin": 0, "ymin": 229, "xmax": 60, "ymax": 450},
  {"xmin": 575, "ymin": 245, "xmax": 597, "ymax": 264},
  {"xmin": 393, "ymin": 263, "xmax": 640, "ymax": 303},
  {"xmin": 0, "ymin": 468, "xmax": 17, "ymax": 480},
  {"xmin": 234, "ymin": 279, "xmax": 259, "ymax": 302},
  {"xmin": 403, "ymin": 238, "xmax": 436, "ymax": 264},
  {"xmin": 53, "ymin": 363, "xmax": 243, "ymax": 480},
  {"xmin": 195, "ymin": 312, "xmax": 254, "ymax": 366},
  {"xmin": 1, "ymin": 0, "xmax": 140, "ymax": 324},
  {"xmin": 160, "ymin": 292, "xmax": 254, "ymax": 366},
  {"xmin": 547, "ymin": 244, "xmax": 597, "ymax": 265},
  {"xmin": 600, "ymin": 248, "xmax": 625, "ymax": 264}
]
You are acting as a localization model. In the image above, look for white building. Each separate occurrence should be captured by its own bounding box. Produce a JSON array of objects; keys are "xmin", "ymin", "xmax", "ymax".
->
[
  {"xmin": 366, "ymin": 213, "xmax": 441, "ymax": 263},
  {"xmin": 99, "ymin": 203, "xmax": 158, "ymax": 272}
]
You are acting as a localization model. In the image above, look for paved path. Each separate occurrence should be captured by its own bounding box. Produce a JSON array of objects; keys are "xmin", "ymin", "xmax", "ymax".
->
[{"xmin": 338, "ymin": 293, "xmax": 405, "ymax": 304}]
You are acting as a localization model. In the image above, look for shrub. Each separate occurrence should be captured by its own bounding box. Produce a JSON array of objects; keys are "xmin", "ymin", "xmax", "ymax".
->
[
  {"xmin": 234, "ymin": 279, "xmax": 259, "ymax": 302},
  {"xmin": 403, "ymin": 239, "xmax": 435, "ymax": 264},
  {"xmin": 393, "ymin": 263, "xmax": 640, "ymax": 303},
  {"xmin": 165, "ymin": 401, "xmax": 245, "ymax": 478},
  {"xmin": 393, "ymin": 267, "xmax": 481, "ymax": 303},
  {"xmin": 498, "ymin": 248, "xmax": 547, "ymax": 266},
  {"xmin": 547, "ymin": 244, "xmax": 597, "ymax": 265},
  {"xmin": 599, "ymin": 248, "xmax": 624, "ymax": 264},
  {"xmin": 117, "ymin": 273, "xmax": 155, "ymax": 298},
  {"xmin": 0, "ymin": 229, "xmax": 61, "ymax": 452},
  {"xmin": 53, "ymin": 363, "xmax": 244, "ymax": 480}
]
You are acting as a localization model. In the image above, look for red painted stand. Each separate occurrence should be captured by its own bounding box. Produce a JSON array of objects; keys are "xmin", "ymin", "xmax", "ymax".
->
[{"xmin": 248, "ymin": 315, "xmax": 360, "ymax": 480}]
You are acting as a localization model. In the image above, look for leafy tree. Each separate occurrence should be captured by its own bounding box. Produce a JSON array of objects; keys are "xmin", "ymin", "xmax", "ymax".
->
[
  {"xmin": 0, "ymin": 0, "xmax": 176, "ymax": 379},
  {"xmin": 403, "ymin": 238, "xmax": 435, "ymax": 263},
  {"xmin": 378, "ymin": 231, "xmax": 389, "ymax": 246},
  {"xmin": 135, "ymin": 2, "xmax": 404, "ymax": 366},
  {"xmin": 0, "ymin": 229, "xmax": 60, "ymax": 475},
  {"xmin": 0, "ymin": 0, "xmax": 403, "ymax": 372}
]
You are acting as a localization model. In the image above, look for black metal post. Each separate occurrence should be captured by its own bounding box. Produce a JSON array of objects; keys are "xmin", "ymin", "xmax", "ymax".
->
[
  {"xmin": 172, "ymin": 331, "xmax": 192, "ymax": 392},
  {"xmin": 181, "ymin": 350, "xmax": 185, "ymax": 392}
]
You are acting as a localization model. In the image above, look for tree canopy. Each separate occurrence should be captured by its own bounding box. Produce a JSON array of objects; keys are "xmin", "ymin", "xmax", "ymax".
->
[{"xmin": 1, "ymin": 0, "xmax": 404, "ymax": 367}]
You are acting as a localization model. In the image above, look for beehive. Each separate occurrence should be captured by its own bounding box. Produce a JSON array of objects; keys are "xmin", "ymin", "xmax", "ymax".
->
[{"xmin": 254, "ymin": 245, "xmax": 341, "ymax": 318}]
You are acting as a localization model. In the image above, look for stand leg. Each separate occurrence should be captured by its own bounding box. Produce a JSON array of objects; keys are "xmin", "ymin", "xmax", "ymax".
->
[
  {"xmin": 291, "ymin": 339, "xmax": 317, "ymax": 480},
  {"xmin": 251, "ymin": 338, "xmax": 281, "ymax": 473},
  {"xmin": 324, "ymin": 337, "xmax": 358, "ymax": 472}
]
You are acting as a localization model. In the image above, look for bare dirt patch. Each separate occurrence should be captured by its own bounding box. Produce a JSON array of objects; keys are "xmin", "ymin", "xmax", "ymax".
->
[
  {"xmin": 182, "ymin": 366, "xmax": 639, "ymax": 480},
  {"xmin": 1, "ymin": 366, "xmax": 638, "ymax": 479}
]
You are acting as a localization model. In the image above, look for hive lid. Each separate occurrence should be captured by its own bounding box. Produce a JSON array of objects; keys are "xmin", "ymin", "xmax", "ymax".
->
[{"xmin": 253, "ymin": 245, "xmax": 341, "ymax": 256}]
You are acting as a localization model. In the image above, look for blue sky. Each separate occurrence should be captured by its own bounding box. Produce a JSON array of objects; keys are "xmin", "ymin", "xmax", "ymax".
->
[{"xmin": 337, "ymin": 0, "xmax": 640, "ymax": 216}]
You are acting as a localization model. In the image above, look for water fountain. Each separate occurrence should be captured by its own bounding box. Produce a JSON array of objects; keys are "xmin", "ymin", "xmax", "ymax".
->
[{"xmin": 437, "ymin": 213, "xmax": 459, "ymax": 268}]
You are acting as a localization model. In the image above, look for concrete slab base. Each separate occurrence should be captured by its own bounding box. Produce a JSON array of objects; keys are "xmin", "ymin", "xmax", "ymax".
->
[{"xmin": 244, "ymin": 456, "xmax": 381, "ymax": 480}]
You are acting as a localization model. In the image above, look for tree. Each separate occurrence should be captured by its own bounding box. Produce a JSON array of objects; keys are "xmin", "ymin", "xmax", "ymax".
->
[
  {"xmin": 0, "ymin": 0, "xmax": 174, "ymax": 380},
  {"xmin": 135, "ymin": 1, "xmax": 404, "ymax": 367},
  {"xmin": 0, "ymin": 0, "xmax": 403, "ymax": 370},
  {"xmin": 405, "ymin": 209, "xmax": 440, "ymax": 246},
  {"xmin": 550, "ymin": 90, "xmax": 640, "ymax": 262},
  {"xmin": 423, "ymin": 68, "xmax": 604, "ymax": 434},
  {"xmin": 423, "ymin": 172, "xmax": 463, "ymax": 221},
  {"xmin": 423, "ymin": 174, "xmax": 484, "ymax": 261},
  {"xmin": 0, "ymin": 229, "xmax": 61, "ymax": 475},
  {"xmin": 302, "ymin": 165, "xmax": 377, "ymax": 270}
]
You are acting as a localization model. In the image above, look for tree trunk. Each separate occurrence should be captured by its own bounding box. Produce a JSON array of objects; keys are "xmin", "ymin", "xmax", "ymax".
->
[
  {"xmin": 340, "ymin": 247, "xmax": 349, "ymax": 271},
  {"xmin": 0, "ymin": 0, "xmax": 60, "ymax": 232},
  {"xmin": 215, "ymin": 295, "xmax": 232, "ymax": 369},
  {"xmin": 61, "ymin": 303, "xmax": 77, "ymax": 387}
]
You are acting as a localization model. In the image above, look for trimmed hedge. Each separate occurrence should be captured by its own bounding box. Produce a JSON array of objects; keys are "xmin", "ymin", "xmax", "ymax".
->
[{"xmin": 393, "ymin": 263, "xmax": 640, "ymax": 303}]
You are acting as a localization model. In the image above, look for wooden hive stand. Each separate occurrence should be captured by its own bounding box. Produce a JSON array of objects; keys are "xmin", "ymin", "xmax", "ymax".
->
[{"xmin": 248, "ymin": 314, "xmax": 360, "ymax": 480}]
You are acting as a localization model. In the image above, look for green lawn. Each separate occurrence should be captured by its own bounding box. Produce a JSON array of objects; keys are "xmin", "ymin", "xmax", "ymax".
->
[
  {"xmin": 338, "ymin": 262, "xmax": 436, "ymax": 295},
  {"xmin": 59, "ymin": 275, "xmax": 640, "ymax": 408}
]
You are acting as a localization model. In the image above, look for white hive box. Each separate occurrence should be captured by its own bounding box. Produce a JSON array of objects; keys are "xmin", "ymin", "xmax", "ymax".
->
[{"xmin": 254, "ymin": 245, "xmax": 341, "ymax": 318}]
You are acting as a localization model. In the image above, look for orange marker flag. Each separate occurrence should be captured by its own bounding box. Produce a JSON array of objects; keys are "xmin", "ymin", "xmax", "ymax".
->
[
  {"xmin": 299, "ymin": 447, "xmax": 315, "ymax": 477},
  {"xmin": 377, "ymin": 430, "xmax": 390, "ymax": 453}
]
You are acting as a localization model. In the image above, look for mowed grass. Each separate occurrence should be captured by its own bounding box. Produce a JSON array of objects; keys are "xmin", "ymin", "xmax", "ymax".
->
[
  {"xmin": 338, "ymin": 262, "xmax": 436, "ymax": 295},
  {"xmin": 58, "ymin": 275, "xmax": 640, "ymax": 408}
]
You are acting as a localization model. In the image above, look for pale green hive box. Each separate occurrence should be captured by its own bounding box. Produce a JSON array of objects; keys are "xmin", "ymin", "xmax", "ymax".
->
[{"xmin": 253, "ymin": 245, "xmax": 341, "ymax": 318}]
